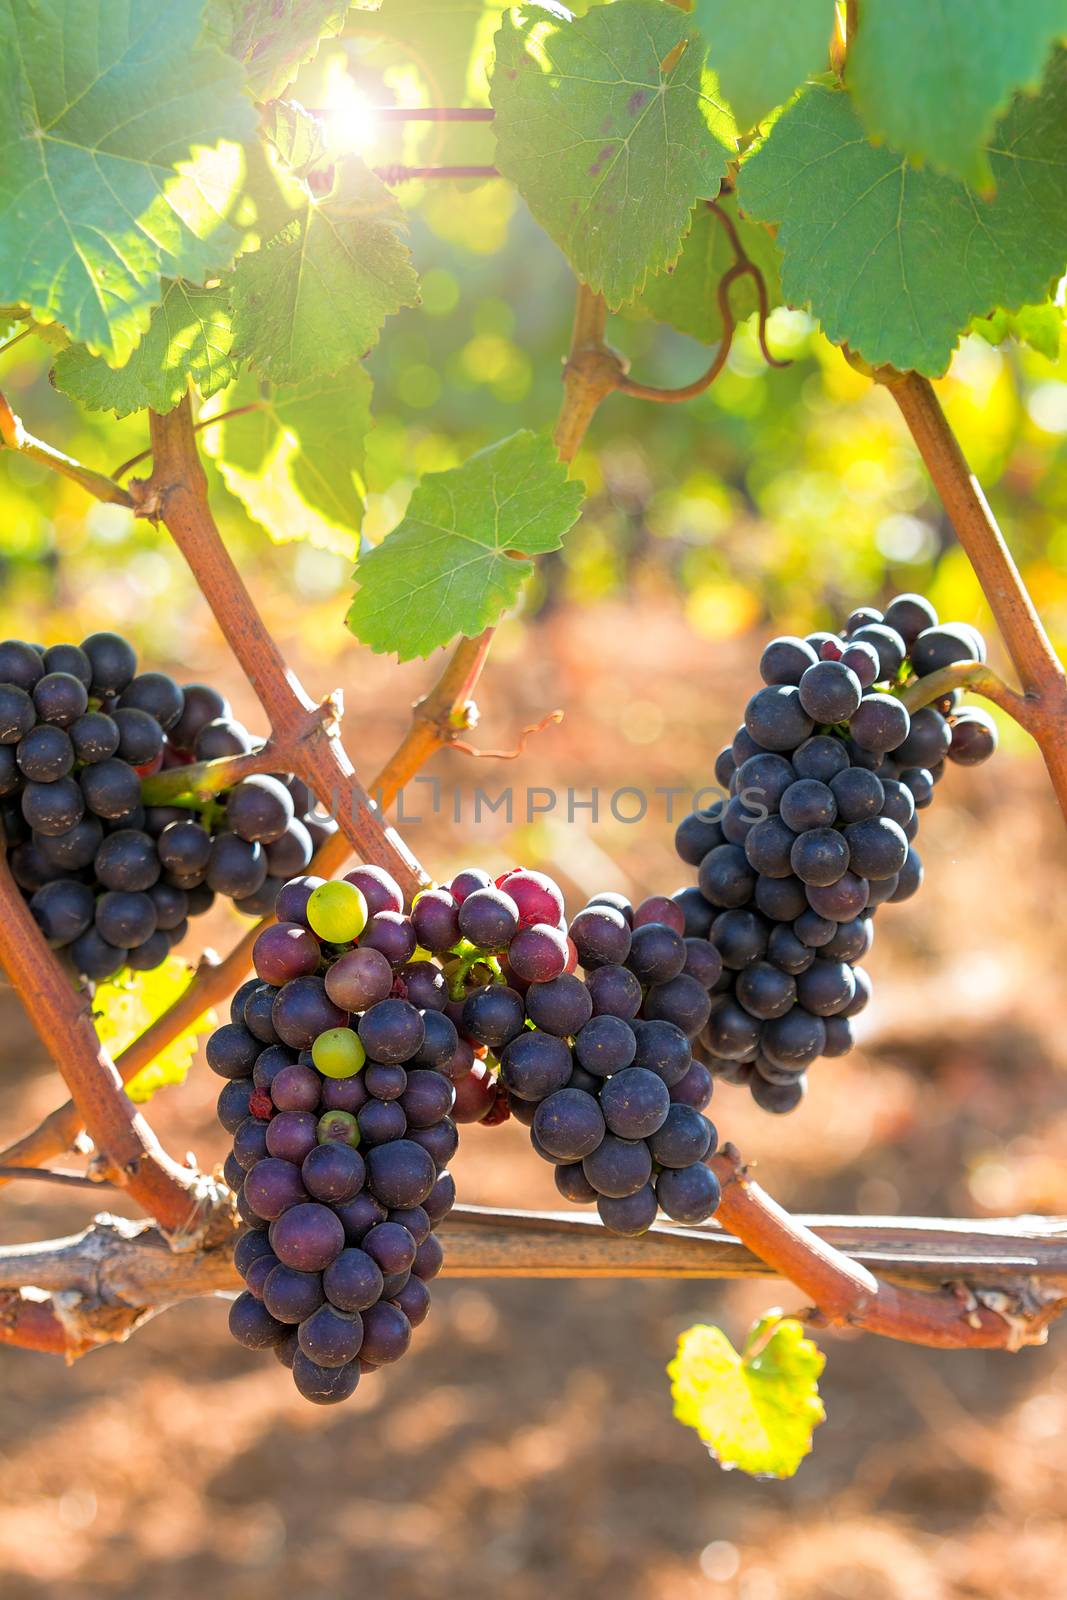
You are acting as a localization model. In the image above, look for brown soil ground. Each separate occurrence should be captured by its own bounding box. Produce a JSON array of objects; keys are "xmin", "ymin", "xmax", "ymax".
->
[{"xmin": 3, "ymin": 601, "xmax": 1067, "ymax": 1600}]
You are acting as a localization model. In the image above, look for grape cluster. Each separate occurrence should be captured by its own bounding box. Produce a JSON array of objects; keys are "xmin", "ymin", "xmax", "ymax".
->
[
  {"xmin": 217, "ymin": 867, "xmax": 457, "ymax": 1405},
  {"xmin": 412, "ymin": 869, "xmax": 721, "ymax": 1236},
  {"xmin": 0, "ymin": 632, "xmax": 335, "ymax": 982},
  {"xmin": 672, "ymin": 596, "xmax": 997, "ymax": 1112}
]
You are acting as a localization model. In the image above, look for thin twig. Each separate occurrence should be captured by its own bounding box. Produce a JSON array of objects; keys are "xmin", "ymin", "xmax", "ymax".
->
[
  {"xmin": 452, "ymin": 708, "xmax": 564, "ymax": 760},
  {"xmin": 0, "ymin": 388, "xmax": 133, "ymax": 508},
  {"xmin": 111, "ymin": 402, "xmax": 265, "ymax": 482},
  {"xmin": 0, "ymin": 1166, "xmax": 109, "ymax": 1189}
]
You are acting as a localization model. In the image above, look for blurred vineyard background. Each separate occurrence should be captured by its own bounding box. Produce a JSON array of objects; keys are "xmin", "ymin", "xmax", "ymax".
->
[{"xmin": 4, "ymin": 18, "xmax": 1067, "ymax": 1600}]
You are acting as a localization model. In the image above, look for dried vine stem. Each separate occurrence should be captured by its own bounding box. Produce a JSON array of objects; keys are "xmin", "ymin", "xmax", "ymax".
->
[
  {"xmin": 877, "ymin": 369, "xmax": 1067, "ymax": 817},
  {"xmin": 3, "ymin": 1202, "xmax": 1064, "ymax": 1359}
]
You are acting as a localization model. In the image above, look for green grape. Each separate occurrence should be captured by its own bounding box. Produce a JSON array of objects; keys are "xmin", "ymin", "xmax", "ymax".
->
[
  {"xmin": 306, "ymin": 880, "xmax": 368, "ymax": 944},
  {"xmin": 316, "ymin": 1109, "xmax": 361, "ymax": 1147},
  {"xmin": 312, "ymin": 1027, "xmax": 367, "ymax": 1079}
]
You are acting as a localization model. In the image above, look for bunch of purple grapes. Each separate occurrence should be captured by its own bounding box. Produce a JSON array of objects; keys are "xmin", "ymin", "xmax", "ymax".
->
[
  {"xmin": 0, "ymin": 631, "xmax": 334, "ymax": 982},
  {"xmin": 413, "ymin": 869, "xmax": 721, "ymax": 1237},
  {"xmin": 216, "ymin": 865, "xmax": 457, "ymax": 1405},
  {"xmin": 671, "ymin": 595, "xmax": 998, "ymax": 1112}
]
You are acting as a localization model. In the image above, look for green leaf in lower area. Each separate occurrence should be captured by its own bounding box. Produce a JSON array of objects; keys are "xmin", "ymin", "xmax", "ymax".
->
[
  {"xmin": 93, "ymin": 958, "xmax": 217, "ymax": 1105},
  {"xmin": 203, "ymin": 0, "xmax": 369, "ymax": 100},
  {"xmin": 0, "ymin": 0, "xmax": 254, "ymax": 365},
  {"xmin": 738, "ymin": 58, "xmax": 1067, "ymax": 376},
  {"xmin": 669, "ymin": 1314, "xmax": 826, "ymax": 1478},
  {"xmin": 694, "ymin": 0, "xmax": 837, "ymax": 132},
  {"xmin": 346, "ymin": 430, "xmax": 585, "ymax": 659},
  {"xmin": 626, "ymin": 195, "xmax": 781, "ymax": 345},
  {"xmin": 491, "ymin": 1, "xmax": 734, "ymax": 309},
  {"xmin": 203, "ymin": 368, "xmax": 374, "ymax": 559},
  {"xmin": 52, "ymin": 282, "xmax": 237, "ymax": 419},
  {"xmin": 848, "ymin": 0, "xmax": 1067, "ymax": 192},
  {"xmin": 971, "ymin": 301, "xmax": 1064, "ymax": 362},
  {"xmin": 229, "ymin": 160, "xmax": 420, "ymax": 385}
]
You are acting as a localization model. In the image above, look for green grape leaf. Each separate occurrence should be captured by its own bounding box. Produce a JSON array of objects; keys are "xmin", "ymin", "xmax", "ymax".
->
[
  {"xmin": 52, "ymin": 282, "xmax": 237, "ymax": 418},
  {"xmin": 491, "ymin": 1, "xmax": 734, "ymax": 308},
  {"xmin": 93, "ymin": 958, "xmax": 217, "ymax": 1105},
  {"xmin": 0, "ymin": 0, "xmax": 254, "ymax": 365},
  {"xmin": 694, "ymin": 0, "xmax": 836, "ymax": 131},
  {"xmin": 971, "ymin": 301, "xmax": 1063, "ymax": 361},
  {"xmin": 738, "ymin": 62, "xmax": 1067, "ymax": 376},
  {"xmin": 203, "ymin": 0, "xmax": 372, "ymax": 100},
  {"xmin": 229, "ymin": 159, "xmax": 420, "ymax": 385},
  {"xmin": 346, "ymin": 430, "xmax": 585, "ymax": 659},
  {"xmin": 203, "ymin": 368, "xmax": 373, "ymax": 558},
  {"xmin": 669, "ymin": 1314, "xmax": 826, "ymax": 1479},
  {"xmin": 264, "ymin": 101, "xmax": 330, "ymax": 179},
  {"xmin": 848, "ymin": 0, "xmax": 1067, "ymax": 191},
  {"xmin": 626, "ymin": 194, "xmax": 781, "ymax": 343}
]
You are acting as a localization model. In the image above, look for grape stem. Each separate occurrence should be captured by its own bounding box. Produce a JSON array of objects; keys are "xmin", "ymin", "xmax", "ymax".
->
[
  {"xmin": 138, "ymin": 743, "xmax": 285, "ymax": 806},
  {"xmin": 2, "ymin": 1199, "xmax": 1064, "ymax": 1357},
  {"xmin": 899, "ymin": 659, "xmax": 1035, "ymax": 727}
]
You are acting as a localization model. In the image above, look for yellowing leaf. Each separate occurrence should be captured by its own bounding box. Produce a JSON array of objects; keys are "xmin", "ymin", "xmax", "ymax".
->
[
  {"xmin": 93, "ymin": 958, "xmax": 217, "ymax": 1105},
  {"xmin": 668, "ymin": 1314, "xmax": 825, "ymax": 1478}
]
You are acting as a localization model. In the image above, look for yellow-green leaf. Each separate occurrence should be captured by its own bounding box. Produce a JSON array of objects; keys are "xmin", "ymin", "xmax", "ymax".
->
[
  {"xmin": 92, "ymin": 958, "xmax": 217, "ymax": 1105},
  {"xmin": 668, "ymin": 1314, "xmax": 825, "ymax": 1478}
]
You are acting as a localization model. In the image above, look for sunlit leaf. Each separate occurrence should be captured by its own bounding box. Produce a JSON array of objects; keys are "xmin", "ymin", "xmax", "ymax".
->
[
  {"xmin": 849, "ymin": 0, "xmax": 1067, "ymax": 190},
  {"xmin": 491, "ymin": 1, "xmax": 734, "ymax": 308},
  {"xmin": 203, "ymin": 368, "xmax": 373, "ymax": 558},
  {"xmin": 738, "ymin": 59, "xmax": 1067, "ymax": 375},
  {"xmin": 93, "ymin": 958, "xmax": 217, "ymax": 1105},
  {"xmin": 203, "ymin": 0, "xmax": 370, "ymax": 100},
  {"xmin": 53, "ymin": 282, "xmax": 237, "ymax": 418},
  {"xmin": 669, "ymin": 1314, "xmax": 826, "ymax": 1478},
  {"xmin": 0, "ymin": 0, "xmax": 254, "ymax": 364},
  {"xmin": 694, "ymin": 0, "xmax": 836, "ymax": 131},
  {"xmin": 229, "ymin": 159, "xmax": 420, "ymax": 384}
]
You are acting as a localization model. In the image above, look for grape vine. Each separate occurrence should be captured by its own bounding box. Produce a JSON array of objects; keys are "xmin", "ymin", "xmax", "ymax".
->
[{"xmin": 0, "ymin": 0, "xmax": 1065, "ymax": 1474}]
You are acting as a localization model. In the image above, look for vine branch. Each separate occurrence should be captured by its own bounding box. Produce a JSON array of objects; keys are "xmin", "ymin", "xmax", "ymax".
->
[
  {"xmin": 3, "ymin": 1200, "xmax": 1064, "ymax": 1358},
  {"xmin": 876, "ymin": 368, "xmax": 1067, "ymax": 819}
]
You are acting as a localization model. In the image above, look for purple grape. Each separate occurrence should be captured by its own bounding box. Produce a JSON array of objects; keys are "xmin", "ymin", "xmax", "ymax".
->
[
  {"xmin": 334, "ymin": 1192, "xmax": 387, "ymax": 1244},
  {"xmin": 263, "ymin": 1265, "xmax": 326, "ymax": 1324},
  {"xmin": 532, "ymin": 1087, "xmax": 606, "ymax": 1161},
  {"xmin": 271, "ymin": 1203, "xmax": 345, "ymax": 1271},
  {"xmin": 411, "ymin": 1232, "xmax": 443, "ymax": 1281},
  {"xmin": 323, "ymin": 1247, "xmax": 385, "ymax": 1312},
  {"xmin": 411, "ymin": 889, "xmax": 461, "ymax": 952},
  {"xmin": 366, "ymin": 1139, "xmax": 435, "ymax": 1208},
  {"xmin": 272, "ymin": 977, "xmax": 347, "ymax": 1050},
  {"xmin": 302, "ymin": 1141, "xmax": 366, "ymax": 1203},
  {"xmin": 358, "ymin": 998, "xmax": 425, "ymax": 1064},
  {"xmin": 582, "ymin": 1135, "xmax": 652, "ymax": 1199},
  {"xmin": 243, "ymin": 1157, "xmax": 308, "ymax": 1220},
  {"xmin": 359, "ymin": 1301, "xmax": 412, "ymax": 1364},
  {"xmin": 265, "ymin": 1111, "xmax": 319, "ymax": 1165},
  {"xmin": 253, "ymin": 922, "xmax": 321, "ymax": 985},
  {"xmin": 229, "ymin": 1291, "xmax": 288, "ymax": 1350},
  {"xmin": 655, "ymin": 1163, "xmax": 721, "ymax": 1223},
  {"xmin": 597, "ymin": 1185, "xmax": 658, "ymax": 1236},
  {"xmin": 357, "ymin": 1100, "xmax": 407, "ymax": 1146},
  {"xmin": 400, "ymin": 1069, "xmax": 456, "ymax": 1127}
]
